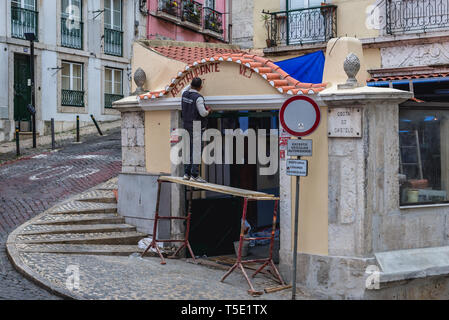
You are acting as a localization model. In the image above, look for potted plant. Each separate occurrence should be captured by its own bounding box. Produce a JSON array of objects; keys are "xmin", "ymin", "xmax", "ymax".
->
[{"xmin": 261, "ymin": 13, "xmax": 276, "ymax": 47}]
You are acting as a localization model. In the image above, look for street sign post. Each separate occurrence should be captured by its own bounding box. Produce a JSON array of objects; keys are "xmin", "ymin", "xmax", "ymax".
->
[{"xmin": 279, "ymin": 95, "xmax": 321, "ymax": 300}]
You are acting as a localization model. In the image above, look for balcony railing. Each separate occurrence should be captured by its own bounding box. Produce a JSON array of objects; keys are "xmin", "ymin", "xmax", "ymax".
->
[
  {"xmin": 386, "ymin": 0, "xmax": 449, "ymax": 34},
  {"xmin": 105, "ymin": 93, "xmax": 124, "ymax": 108},
  {"xmin": 61, "ymin": 17, "xmax": 83, "ymax": 50},
  {"xmin": 11, "ymin": 6, "xmax": 38, "ymax": 40},
  {"xmin": 104, "ymin": 28, "xmax": 123, "ymax": 56},
  {"xmin": 266, "ymin": 5, "xmax": 337, "ymax": 47},
  {"xmin": 204, "ymin": 7, "xmax": 223, "ymax": 34},
  {"xmin": 182, "ymin": 1, "xmax": 202, "ymax": 26},
  {"xmin": 62, "ymin": 89, "xmax": 84, "ymax": 107},
  {"xmin": 157, "ymin": 0, "xmax": 223, "ymax": 35},
  {"xmin": 158, "ymin": 0, "xmax": 182, "ymax": 17}
]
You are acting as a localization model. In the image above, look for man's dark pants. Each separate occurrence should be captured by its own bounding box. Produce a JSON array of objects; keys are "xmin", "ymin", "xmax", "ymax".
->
[{"xmin": 184, "ymin": 125, "xmax": 202, "ymax": 178}]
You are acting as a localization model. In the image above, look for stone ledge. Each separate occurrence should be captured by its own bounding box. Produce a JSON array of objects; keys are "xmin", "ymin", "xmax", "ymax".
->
[{"xmin": 376, "ymin": 246, "xmax": 449, "ymax": 284}]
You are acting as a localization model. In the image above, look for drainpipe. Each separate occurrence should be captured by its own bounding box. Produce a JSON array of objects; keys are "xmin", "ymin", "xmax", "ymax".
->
[
  {"xmin": 286, "ymin": 0, "xmax": 290, "ymax": 46},
  {"xmin": 227, "ymin": 0, "xmax": 232, "ymax": 43}
]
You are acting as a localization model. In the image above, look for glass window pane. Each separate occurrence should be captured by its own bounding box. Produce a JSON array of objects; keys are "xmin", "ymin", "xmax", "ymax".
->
[
  {"xmin": 114, "ymin": 70, "xmax": 122, "ymax": 94},
  {"xmin": 399, "ymin": 108, "xmax": 449, "ymax": 205},
  {"xmin": 73, "ymin": 78, "xmax": 82, "ymax": 91},
  {"xmin": 105, "ymin": 69, "xmax": 112, "ymax": 94},
  {"xmin": 105, "ymin": 81, "xmax": 112, "ymax": 94},
  {"xmin": 113, "ymin": 0, "xmax": 121, "ymax": 11},
  {"xmin": 62, "ymin": 63, "xmax": 70, "ymax": 76},
  {"xmin": 24, "ymin": 0, "xmax": 36, "ymax": 10},
  {"xmin": 62, "ymin": 76, "xmax": 70, "ymax": 90},
  {"xmin": 72, "ymin": 64, "xmax": 82, "ymax": 78},
  {"xmin": 113, "ymin": 11, "xmax": 121, "ymax": 29},
  {"xmin": 105, "ymin": 68, "xmax": 112, "ymax": 81}
]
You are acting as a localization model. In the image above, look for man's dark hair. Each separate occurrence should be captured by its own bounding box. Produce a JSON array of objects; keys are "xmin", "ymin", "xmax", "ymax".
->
[{"xmin": 191, "ymin": 77, "xmax": 202, "ymax": 89}]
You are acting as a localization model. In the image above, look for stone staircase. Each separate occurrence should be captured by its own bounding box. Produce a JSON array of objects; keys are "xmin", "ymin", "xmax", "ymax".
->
[{"xmin": 11, "ymin": 178, "xmax": 148, "ymax": 256}]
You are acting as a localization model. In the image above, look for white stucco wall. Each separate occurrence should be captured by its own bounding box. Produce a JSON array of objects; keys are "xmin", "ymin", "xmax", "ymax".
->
[{"xmin": 0, "ymin": 0, "xmax": 137, "ymax": 142}]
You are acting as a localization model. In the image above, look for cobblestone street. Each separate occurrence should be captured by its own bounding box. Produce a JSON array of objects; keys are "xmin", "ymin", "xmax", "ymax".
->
[{"xmin": 0, "ymin": 128, "xmax": 121, "ymax": 299}]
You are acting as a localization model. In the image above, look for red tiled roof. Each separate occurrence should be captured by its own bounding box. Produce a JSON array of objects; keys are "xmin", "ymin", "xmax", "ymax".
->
[
  {"xmin": 138, "ymin": 51, "xmax": 328, "ymax": 100},
  {"xmin": 151, "ymin": 46, "xmax": 245, "ymax": 65},
  {"xmin": 368, "ymin": 73, "xmax": 449, "ymax": 82}
]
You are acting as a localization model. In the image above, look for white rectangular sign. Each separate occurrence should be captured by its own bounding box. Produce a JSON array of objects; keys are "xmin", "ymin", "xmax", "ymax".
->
[
  {"xmin": 286, "ymin": 159, "xmax": 308, "ymax": 177},
  {"xmin": 328, "ymin": 107, "xmax": 362, "ymax": 138},
  {"xmin": 287, "ymin": 139, "xmax": 312, "ymax": 157}
]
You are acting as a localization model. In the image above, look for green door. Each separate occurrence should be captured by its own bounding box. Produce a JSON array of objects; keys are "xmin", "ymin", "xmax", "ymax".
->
[{"xmin": 14, "ymin": 54, "xmax": 31, "ymax": 130}]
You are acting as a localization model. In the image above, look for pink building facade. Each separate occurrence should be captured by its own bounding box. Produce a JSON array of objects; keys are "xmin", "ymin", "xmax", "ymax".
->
[{"xmin": 144, "ymin": 0, "xmax": 228, "ymax": 43}]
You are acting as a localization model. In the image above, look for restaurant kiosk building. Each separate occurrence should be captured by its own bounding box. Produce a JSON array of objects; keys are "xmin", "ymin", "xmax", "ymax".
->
[{"xmin": 114, "ymin": 38, "xmax": 449, "ymax": 299}]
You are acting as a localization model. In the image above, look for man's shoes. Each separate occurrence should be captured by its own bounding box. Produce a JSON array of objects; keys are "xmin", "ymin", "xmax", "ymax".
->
[
  {"xmin": 183, "ymin": 174, "xmax": 190, "ymax": 181},
  {"xmin": 190, "ymin": 176, "xmax": 207, "ymax": 183}
]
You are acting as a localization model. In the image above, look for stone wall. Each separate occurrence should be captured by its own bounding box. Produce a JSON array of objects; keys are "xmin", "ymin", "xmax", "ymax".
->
[
  {"xmin": 121, "ymin": 111, "xmax": 146, "ymax": 173},
  {"xmin": 231, "ymin": 0, "xmax": 254, "ymax": 48}
]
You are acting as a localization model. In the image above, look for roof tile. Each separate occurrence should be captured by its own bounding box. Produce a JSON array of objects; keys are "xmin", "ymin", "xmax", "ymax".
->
[{"xmin": 139, "ymin": 46, "xmax": 328, "ymax": 100}]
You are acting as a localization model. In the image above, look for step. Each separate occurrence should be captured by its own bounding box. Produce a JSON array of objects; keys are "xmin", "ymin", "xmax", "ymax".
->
[
  {"xmin": 20, "ymin": 224, "xmax": 136, "ymax": 236},
  {"xmin": 47, "ymin": 201, "xmax": 117, "ymax": 215},
  {"xmin": 15, "ymin": 244, "xmax": 145, "ymax": 256},
  {"xmin": 96, "ymin": 179, "xmax": 118, "ymax": 191},
  {"xmin": 15, "ymin": 231, "xmax": 147, "ymax": 245},
  {"xmin": 75, "ymin": 190, "xmax": 117, "ymax": 204},
  {"xmin": 34, "ymin": 213, "xmax": 125, "ymax": 226}
]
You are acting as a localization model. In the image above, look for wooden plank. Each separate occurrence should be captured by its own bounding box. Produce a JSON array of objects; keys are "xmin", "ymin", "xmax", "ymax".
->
[{"xmin": 159, "ymin": 176, "xmax": 278, "ymax": 200}]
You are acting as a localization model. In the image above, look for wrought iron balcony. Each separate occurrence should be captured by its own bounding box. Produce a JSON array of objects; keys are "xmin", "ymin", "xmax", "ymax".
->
[
  {"xmin": 204, "ymin": 7, "xmax": 223, "ymax": 34},
  {"xmin": 105, "ymin": 93, "xmax": 124, "ymax": 109},
  {"xmin": 266, "ymin": 5, "xmax": 337, "ymax": 47},
  {"xmin": 104, "ymin": 28, "xmax": 123, "ymax": 57},
  {"xmin": 158, "ymin": 0, "xmax": 182, "ymax": 17},
  {"xmin": 182, "ymin": 0, "xmax": 202, "ymax": 26},
  {"xmin": 386, "ymin": 0, "xmax": 449, "ymax": 34},
  {"xmin": 61, "ymin": 17, "xmax": 83, "ymax": 50},
  {"xmin": 11, "ymin": 6, "xmax": 38, "ymax": 40},
  {"xmin": 62, "ymin": 89, "xmax": 84, "ymax": 107}
]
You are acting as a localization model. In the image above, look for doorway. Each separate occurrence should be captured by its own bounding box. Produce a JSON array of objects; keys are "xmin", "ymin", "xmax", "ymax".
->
[
  {"xmin": 14, "ymin": 53, "xmax": 32, "ymax": 132},
  {"xmin": 188, "ymin": 110, "xmax": 280, "ymax": 259}
]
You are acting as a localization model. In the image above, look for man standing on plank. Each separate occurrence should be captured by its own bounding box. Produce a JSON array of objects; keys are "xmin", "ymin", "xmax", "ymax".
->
[{"xmin": 181, "ymin": 77, "xmax": 212, "ymax": 183}]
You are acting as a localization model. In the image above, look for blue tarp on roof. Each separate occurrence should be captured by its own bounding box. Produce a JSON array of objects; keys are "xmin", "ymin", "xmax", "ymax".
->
[{"xmin": 274, "ymin": 50, "xmax": 325, "ymax": 84}]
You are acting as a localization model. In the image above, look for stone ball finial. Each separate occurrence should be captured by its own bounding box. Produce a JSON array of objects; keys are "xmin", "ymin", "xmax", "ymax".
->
[
  {"xmin": 133, "ymin": 68, "xmax": 147, "ymax": 95},
  {"xmin": 338, "ymin": 53, "xmax": 361, "ymax": 89}
]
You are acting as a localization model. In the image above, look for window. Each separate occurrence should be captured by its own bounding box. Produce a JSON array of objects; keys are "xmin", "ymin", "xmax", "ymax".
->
[
  {"xmin": 61, "ymin": 0, "xmax": 83, "ymax": 49},
  {"xmin": 104, "ymin": 0, "xmax": 123, "ymax": 56},
  {"xmin": 105, "ymin": 0, "xmax": 122, "ymax": 31},
  {"xmin": 61, "ymin": 61, "xmax": 84, "ymax": 107},
  {"xmin": 104, "ymin": 67, "xmax": 123, "ymax": 108},
  {"xmin": 399, "ymin": 106, "xmax": 449, "ymax": 205},
  {"xmin": 289, "ymin": 0, "xmax": 326, "ymax": 9},
  {"xmin": 204, "ymin": 0, "xmax": 214, "ymax": 9},
  {"xmin": 11, "ymin": 0, "xmax": 38, "ymax": 40}
]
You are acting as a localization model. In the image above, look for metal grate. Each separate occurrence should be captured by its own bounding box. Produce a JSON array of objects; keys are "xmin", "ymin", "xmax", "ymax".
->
[
  {"xmin": 61, "ymin": 18, "xmax": 83, "ymax": 50},
  {"xmin": 267, "ymin": 5, "xmax": 337, "ymax": 46},
  {"xmin": 62, "ymin": 89, "xmax": 84, "ymax": 107},
  {"xmin": 203, "ymin": 7, "xmax": 223, "ymax": 34},
  {"xmin": 11, "ymin": 6, "xmax": 38, "ymax": 40},
  {"xmin": 386, "ymin": 0, "xmax": 449, "ymax": 34},
  {"xmin": 104, "ymin": 28, "xmax": 123, "ymax": 57},
  {"xmin": 105, "ymin": 93, "xmax": 123, "ymax": 108}
]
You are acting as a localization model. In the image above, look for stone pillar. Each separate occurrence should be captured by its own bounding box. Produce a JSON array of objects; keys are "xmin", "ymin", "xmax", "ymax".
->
[
  {"xmin": 320, "ymin": 87, "xmax": 412, "ymax": 259},
  {"xmin": 121, "ymin": 111, "xmax": 146, "ymax": 173}
]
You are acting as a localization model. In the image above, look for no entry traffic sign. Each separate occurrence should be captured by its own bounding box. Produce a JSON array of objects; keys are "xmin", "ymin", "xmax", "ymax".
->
[{"xmin": 279, "ymin": 96, "xmax": 321, "ymax": 137}]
